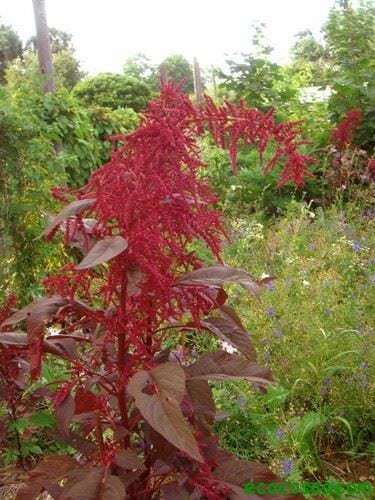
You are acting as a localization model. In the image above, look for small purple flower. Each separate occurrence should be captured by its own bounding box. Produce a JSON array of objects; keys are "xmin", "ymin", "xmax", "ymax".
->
[
  {"xmin": 352, "ymin": 241, "xmax": 362, "ymax": 252},
  {"xmin": 265, "ymin": 281, "xmax": 275, "ymax": 291},
  {"xmin": 281, "ymin": 458, "xmax": 294, "ymax": 477},
  {"xmin": 276, "ymin": 428, "xmax": 285, "ymax": 439},
  {"xmin": 324, "ymin": 308, "xmax": 332, "ymax": 316},
  {"xmin": 266, "ymin": 306, "xmax": 276, "ymax": 318},
  {"xmin": 308, "ymin": 243, "xmax": 317, "ymax": 251}
]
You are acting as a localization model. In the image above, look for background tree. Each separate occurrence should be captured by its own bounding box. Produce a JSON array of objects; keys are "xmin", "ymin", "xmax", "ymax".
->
[
  {"xmin": 123, "ymin": 52, "xmax": 153, "ymax": 78},
  {"xmin": 158, "ymin": 54, "xmax": 194, "ymax": 93},
  {"xmin": 123, "ymin": 52, "xmax": 158, "ymax": 92},
  {"xmin": 290, "ymin": 30, "xmax": 328, "ymax": 86},
  {"xmin": 0, "ymin": 21, "xmax": 23, "ymax": 83},
  {"xmin": 219, "ymin": 23, "xmax": 285, "ymax": 110},
  {"xmin": 291, "ymin": 30, "xmax": 327, "ymax": 65}
]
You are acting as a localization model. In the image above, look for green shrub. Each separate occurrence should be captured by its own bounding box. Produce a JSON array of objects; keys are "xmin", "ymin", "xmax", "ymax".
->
[
  {"xmin": 74, "ymin": 73, "xmax": 152, "ymax": 112},
  {"xmin": 201, "ymin": 142, "xmax": 325, "ymax": 217}
]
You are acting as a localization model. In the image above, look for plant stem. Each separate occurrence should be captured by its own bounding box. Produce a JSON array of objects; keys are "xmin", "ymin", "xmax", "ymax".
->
[
  {"xmin": 95, "ymin": 411, "xmax": 105, "ymax": 463},
  {"xmin": 117, "ymin": 273, "xmax": 130, "ymax": 448}
]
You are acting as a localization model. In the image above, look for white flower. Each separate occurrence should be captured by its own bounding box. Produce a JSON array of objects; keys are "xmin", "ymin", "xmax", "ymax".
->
[{"xmin": 221, "ymin": 341, "xmax": 238, "ymax": 354}]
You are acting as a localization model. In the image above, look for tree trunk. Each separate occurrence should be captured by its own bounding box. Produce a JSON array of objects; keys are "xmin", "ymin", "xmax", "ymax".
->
[{"xmin": 32, "ymin": 0, "xmax": 55, "ymax": 93}]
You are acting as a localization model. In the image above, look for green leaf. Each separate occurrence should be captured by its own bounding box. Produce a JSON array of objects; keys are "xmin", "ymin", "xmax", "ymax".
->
[{"xmin": 30, "ymin": 410, "xmax": 56, "ymax": 428}]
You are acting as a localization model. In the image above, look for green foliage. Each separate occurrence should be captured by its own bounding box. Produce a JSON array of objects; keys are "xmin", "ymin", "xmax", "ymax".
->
[
  {"xmin": 159, "ymin": 54, "xmax": 194, "ymax": 94},
  {"xmin": 88, "ymin": 106, "xmax": 140, "ymax": 163},
  {"xmin": 324, "ymin": 0, "xmax": 375, "ymax": 150},
  {"xmin": 0, "ymin": 84, "xmax": 68, "ymax": 303},
  {"xmin": 0, "ymin": 20, "xmax": 23, "ymax": 83},
  {"xmin": 201, "ymin": 144, "xmax": 293, "ymax": 215},
  {"xmin": 0, "ymin": 357, "xmax": 72, "ymax": 466},
  {"xmin": 74, "ymin": 72, "xmax": 152, "ymax": 112}
]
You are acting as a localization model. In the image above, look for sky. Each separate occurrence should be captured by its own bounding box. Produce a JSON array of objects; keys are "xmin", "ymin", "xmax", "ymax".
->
[{"xmin": 1, "ymin": 0, "xmax": 339, "ymax": 75}]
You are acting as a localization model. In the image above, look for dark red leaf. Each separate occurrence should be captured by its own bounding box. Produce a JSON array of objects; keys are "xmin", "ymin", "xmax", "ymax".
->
[
  {"xmin": 61, "ymin": 467, "xmax": 125, "ymax": 500},
  {"xmin": 177, "ymin": 265, "xmax": 265, "ymax": 296},
  {"xmin": 76, "ymin": 235, "xmax": 128, "ymax": 270},
  {"xmin": 44, "ymin": 336, "xmax": 78, "ymax": 359},
  {"xmin": 0, "ymin": 332, "xmax": 28, "ymax": 346},
  {"xmin": 114, "ymin": 449, "xmax": 144, "ymax": 471},
  {"xmin": 214, "ymin": 455, "xmax": 278, "ymax": 485},
  {"xmin": 15, "ymin": 455, "xmax": 77, "ymax": 500},
  {"xmin": 61, "ymin": 217, "xmax": 98, "ymax": 253},
  {"xmin": 161, "ymin": 481, "xmax": 191, "ymax": 499},
  {"xmin": 201, "ymin": 305, "xmax": 256, "ymax": 360},
  {"xmin": 186, "ymin": 350, "xmax": 273, "ymax": 385},
  {"xmin": 1, "ymin": 294, "xmax": 66, "ymax": 328},
  {"xmin": 56, "ymin": 393, "xmax": 75, "ymax": 436},
  {"xmin": 127, "ymin": 362, "xmax": 204, "ymax": 463},
  {"xmin": 200, "ymin": 286, "xmax": 228, "ymax": 308},
  {"xmin": 41, "ymin": 198, "xmax": 96, "ymax": 238},
  {"xmin": 185, "ymin": 379, "xmax": 216, "ymax": 428}
]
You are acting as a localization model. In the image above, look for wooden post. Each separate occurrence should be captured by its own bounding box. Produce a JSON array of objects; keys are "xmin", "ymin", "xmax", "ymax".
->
[
  {"xmin": 211, "ymin": 66, "xmax": 218, "ymax": 101},
  {"xmin": 159, "ymin": 63, "xmax": 168, "ymax": 88},
  {"xmin": 32, "ymin": 0, "xmax": 55, "ymax": 93},
  {"xmin": 193, "ymin": 57, "xmax": 204, "ymax": 105}
]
